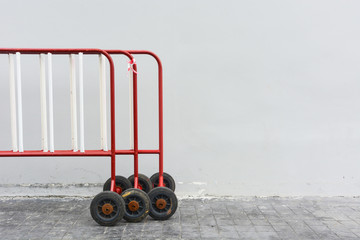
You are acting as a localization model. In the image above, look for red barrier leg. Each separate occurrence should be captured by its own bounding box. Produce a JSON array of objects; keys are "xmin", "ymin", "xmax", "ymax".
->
[{"xmin": 133, "ymin": 65, "xmax": 139, "ymax": 189}]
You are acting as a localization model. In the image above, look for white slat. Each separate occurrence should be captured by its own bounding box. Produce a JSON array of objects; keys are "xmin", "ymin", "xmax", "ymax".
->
[
  {"xmin": 47, "ymin": 53, "xmax": 55, "ymax": 152},
  {"xmin": 15, "ymin": 52, "xmax": 24, "ymax": 152},
  {"xmin": 78, "ymin": 53, "xmax": 85, "ymax": 152},
  {"xmin": 40, "ymin": 54, "xmax": 48, "ymax": 152},
  {"xmin": 70, "ymin": 54, "xmax": 78, "ymax": 152},
  {"xmin": 8, "ymin": 54, "xmax": 18, "ymax": 152},
  {"xmin": 99, "ymin": 54, "xmax": 107, "ymax": 151}
]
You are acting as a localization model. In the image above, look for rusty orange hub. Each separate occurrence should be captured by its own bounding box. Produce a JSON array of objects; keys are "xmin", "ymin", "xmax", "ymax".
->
[
  {"xmin": 156, "ymin": 199, "xmax": 167, "ymax": 210},
  {"xmin": 102, "ymin": 203, "xmax": 114, "ymax": 215},
  {"xmin": 128, "ymin": 200, "xmax": 140, "ymax": 212}
]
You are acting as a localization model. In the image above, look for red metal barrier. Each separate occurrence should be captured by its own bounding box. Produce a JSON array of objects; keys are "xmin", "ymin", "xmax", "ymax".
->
[
  {"xmin": 0, "ymin": 48, "xmax": 177, "ymax": 225},
  {"xmin": 0, "ymin": 48, "xmax": 166, "ymax": 188},
  {"xmin": 106, "ymin": 50, "xmax": 165, "ymax": 188},
  {"xmin": 0, "ymin": 48, "xmax": 132, "ymax": 192}
]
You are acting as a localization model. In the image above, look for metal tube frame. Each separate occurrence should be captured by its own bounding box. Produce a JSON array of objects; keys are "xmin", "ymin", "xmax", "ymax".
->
[
  {"xmin": 0, "ymin": 48, "xmax": 166, "ymax": 190},
  {"xmin": 107, "ymin": 50, "xmax": 165, "ymax": 187}
]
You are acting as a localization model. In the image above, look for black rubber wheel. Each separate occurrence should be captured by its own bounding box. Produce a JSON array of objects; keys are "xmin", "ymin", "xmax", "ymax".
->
[
  {"xmin": 90, "ymin": 191, "xmax": 125, "ymax": 226},
  {"xmin": 103, "ymin": 176, "xmax": 132, "ymax": 195},
  {"xmin": 121, "ymin": 188, "xmax": 150, "ymax": 222},
  {"xmin": 128, "ymin": 173, "xmax": 153, "ymax": 193},
  {"xmin": 150, "ymin": 172, "xmax": 176, "ymax": 192},
  {"xmin": 148, "ymin": 187, "xmax": 178, "ymax": 220}
]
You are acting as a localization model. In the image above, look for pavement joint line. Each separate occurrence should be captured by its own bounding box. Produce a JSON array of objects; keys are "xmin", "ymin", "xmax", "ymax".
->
[
  {"xmin": 120, "ymin": 221, "xmax": 128, "ymax": 239},
  {"xmin": 209, "ymin": 201, "xmax": 220, "ymax": 234},
  {"xmin": 62, "ymin": 201, "xmax": 87, "ymax": 236},
  {"xmin": 29, "ymin": 201, "xmax": 59, "ymax": 233},
  {"xmin": 225, "ymin": 202, "xmax": 241, "ymax": 239},
  {"xmin": 179, "ymin": 201, "xmax": 183, "ymax": 239},
  {"xmin": 193, "ymin": 201, "xmax": 202, "ymax": 239},
  {"xmin": 255, "ymin": 202, "xmax": 279, "ymax": 236}
]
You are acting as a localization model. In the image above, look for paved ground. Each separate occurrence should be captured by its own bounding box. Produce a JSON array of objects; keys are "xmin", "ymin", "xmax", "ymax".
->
[{"xmin": 1, "ymin": 196, "xmax": 360, "ymax": 239}]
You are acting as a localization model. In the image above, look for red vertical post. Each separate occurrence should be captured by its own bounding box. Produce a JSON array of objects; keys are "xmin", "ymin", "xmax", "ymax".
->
[
  {"xmin": 157, "ymin": 57, "xmax": 164, "ymax": 187},
  {"xmin": 104, "ymin": 52, "xmax": 117, "ymax": 192},
  {"xmin": 126, "ymin": 51, "xmax": 165, "ymax": 187},
  {"xmin": 133, "ymin": 64, "xmax": 139, "ymax": 189},
  {"xmin": 101, "ymin": 51, "xmax": 135, "ymax": 192},
  {"xmin": 100, "ymin": 50, "xmax": 134, "ymax": 192}
]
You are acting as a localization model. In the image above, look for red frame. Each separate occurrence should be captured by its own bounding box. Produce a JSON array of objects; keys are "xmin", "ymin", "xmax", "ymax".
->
[{"xmin": 0, "ymin": 48, "xmax": 165, "ymax": 191}]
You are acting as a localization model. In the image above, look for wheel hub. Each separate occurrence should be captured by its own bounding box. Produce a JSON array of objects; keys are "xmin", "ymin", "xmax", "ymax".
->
[
  {"xmin": 155, "ymin": 199, "xmax": 167, "ymax": 210},
  {"xmin": 115, "ymin": 186, "xmax": 122, "ymax": 194},
  {"xmin": 102, "ymin": 203, "xmax": 114, "ymax": 215},
  {"xmin": 128, "ymin": 200, "xmax": 140, "ymax": 211}
]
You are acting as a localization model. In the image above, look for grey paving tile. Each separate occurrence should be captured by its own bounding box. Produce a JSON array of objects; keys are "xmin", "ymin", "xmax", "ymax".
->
[
  {"xmin": 276, "ymin": 231, "xmax": 300, "ymax": 240},
  {"xmin": 235, "ymin": 225, "xmax": 257, "ymax": 232},
  {"xmin": 1, "ymin": 197, "xmax": 360, "ymax": 239},
  {"xmin": 199, "ymin": 225, "xmax": 219, "ymax": 238},
  {"xmin": 218, "ymin": 225, "xmax": 240, "ymax": 237},
  {"xmin": 255, "ymin": 225, "xmax": 275, "ymax": 232},
  {"xmin": 268, "ymin": 219, "xmax": 289, "ymax": 226},
  {"xmin": 233, "ymin": 219, "xmax": 252, "ymax": 225},
  {"xmin": 180, "ymin": 229, "xmax": 201, "ymax": 240},
  {"xmin": 333, "ymin": 230, "xmax": 360, "ymax": 239},
  {"xmin": 272, "ymin": 224, "xmax": 294, "ymax": 232},
  {"xmin": 256, "ymin": 231, "xmax": 281, "ymax": 240},
  {"xmin": 316, "ymin": 231, "xmax": 341, "ymax": 240},
  {"xmin": 238, "ymin": 231, "xmax": 280, "ymax": 240},
  {"xmin": 350, "ymin": 228, "xmax": 360, "ymax": 236},
  {"xmin": 251, "ymin": 219, "xmax": 271, "ymax": 226}
]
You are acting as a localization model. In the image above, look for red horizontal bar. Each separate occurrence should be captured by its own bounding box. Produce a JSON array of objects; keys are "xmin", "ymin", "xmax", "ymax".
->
[
  {"xmin": 0, "ymin": 149, "xmax": 160, "ymax": 157},
  {"xmin": 115, "ymin": 149, "xmax": 160, "ymax": 155},
  {"xmin": 0, "ymin": 48, "xmax": 111, "ymax": 55},
  {"xmin": 0, "ymin": 150, "xmax": 111, "ymax": 157},
  {"xmin": 139, "ymin": 150, "xmax": 160, "ymax": 154},
  {"xmin": 115, "ymin": 150, "xmax": 134, "ymax": 155}
]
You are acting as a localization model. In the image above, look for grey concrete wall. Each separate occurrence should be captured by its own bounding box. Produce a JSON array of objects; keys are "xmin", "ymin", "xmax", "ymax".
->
[{"xmin": 0, "ymin": 0, "xmax": 360, "ymax": 196}]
